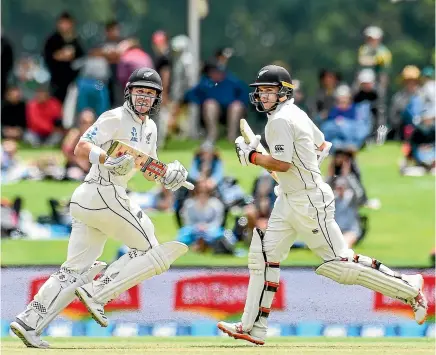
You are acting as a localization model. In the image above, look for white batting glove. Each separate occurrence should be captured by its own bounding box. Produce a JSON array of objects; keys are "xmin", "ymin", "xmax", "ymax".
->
[
  {"xmin": 161, "ymin": 160, "xmax": 188, "ymax": 191},
  {"xmin": 104, "ymin": 154, "xmax": 135, "ymax": 176},
  {"xmin": 274, "ymin": 185, "xmax": 282, "ymax": 197},
  {"xmin": 235, "ymin": 135, "xmax": 261, "ymax": 166},
  {"xmin": 316, "ymin": 141, "xmax": 332, "ymax": 166}
]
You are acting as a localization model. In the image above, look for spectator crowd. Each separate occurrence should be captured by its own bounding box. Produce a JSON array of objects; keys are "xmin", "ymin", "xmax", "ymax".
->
[{"xmin": 1, "ymin": 16, "xmax": 434, "ymax": 258}]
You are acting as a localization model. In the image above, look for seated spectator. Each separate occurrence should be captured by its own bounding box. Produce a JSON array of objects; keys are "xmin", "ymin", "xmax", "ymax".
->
[
  {"xmin": 322, "ymin": 85, "xmax": 358, "ymax": 150},
  {"xmin": 182, "ymin": 59, "xmax": 248, "ymax": 142},
  {"xmin": 189, "ymin": 141, "xmax": 223, "ymax": 190},
  {"xmin": 311, "ymin": 69, "xmax": 341, "ymax": 124},
  {"xmin": 234, "ymin": 171, "xmax": 277, "ymax": 243},
  {"xmin": 75, "ymin": 50, "xmax": 111, "ymax": 118},
  {"xmin": 25, "ymin": 84, "xmax": 63, "ymax": 147},
  {"xmin": 1, "ymin": 140, "xmax": 34, "ymax": 184},
  {"xmin": 326, "ymin": 149, "xmax": 367, "ymax": 207},
  {"xmin": 178, "ymin": 179, "xmax": 225, "ymax": 252},
  {"xmin": 401, "ymin": 107, "xmax": 435, "ymax": 176},
  {"xmin": 420, "ymin": 66, "xmax": 435, "ymax": 107},
  {"xmin": 1, "ymin": 86, "xmax": 27, "ymax": 141},
  {"xmin": 62, "ymin": 109, "xmax": 95, "ymax": 180},
  {"xmin": 117, "ymin": 38, "xmax": 154, "ymax": 89},
  {"xmin": 332, "ymin": 177, "xmax": 362, "ymax": 248},
  {"xmin": 354, "ymin": 69, "xmax": 378, "ymax": 128},
  {"xmin": 390, "ymin": 65, "xmax": 424, "ymax": 141}
]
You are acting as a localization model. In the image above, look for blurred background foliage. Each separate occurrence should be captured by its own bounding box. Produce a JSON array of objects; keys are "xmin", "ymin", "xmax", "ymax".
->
[{"xmin": 2, "ymin": 0, "xmax": 435, "ymax": 94}]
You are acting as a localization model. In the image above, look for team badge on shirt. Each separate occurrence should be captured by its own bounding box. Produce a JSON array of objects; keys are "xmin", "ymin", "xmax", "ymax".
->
[
  {"xmin": 145, "ymin": 132, "xmax": 152, "ymax": 144},
  {"xmin": 131, "ymin": 127, "xmax": 138, "ymax": 142}
]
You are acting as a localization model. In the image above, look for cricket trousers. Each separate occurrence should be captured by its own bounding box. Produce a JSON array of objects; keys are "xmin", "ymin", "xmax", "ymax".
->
[
  {"xmin": 265, "ymin": 182, "xmax": 353, "ymax": 262},
  {"xmin": 62, "ymin": 182, "xmax": 158, "ymax": 274}
]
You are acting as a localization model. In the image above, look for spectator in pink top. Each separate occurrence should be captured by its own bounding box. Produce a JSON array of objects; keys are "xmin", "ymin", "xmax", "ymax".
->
[{"xmin": 117, "ymin": 38, "xmax": 154, "ymax": 88}]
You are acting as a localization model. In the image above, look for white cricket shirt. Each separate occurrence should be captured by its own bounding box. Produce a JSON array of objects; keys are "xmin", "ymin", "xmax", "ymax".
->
[
  {"xmin": 264, "ymin": 99, "xmax": 325, "ymax": 194},
  {"xmin": 80, "ymin": 103, "xmax": 158, "ymax": 189}
]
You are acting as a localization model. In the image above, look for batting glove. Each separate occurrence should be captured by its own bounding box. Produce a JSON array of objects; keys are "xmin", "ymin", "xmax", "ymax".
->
[
  {"xmin": 161, "ymin": 160, "xmax": 188, "ymax": 191},
  {"xmin": 104, "ymin": 154, "xmax": 135, "ymax": 176},
  {"xmin": 235, "ymin": 135, "xmax": 261, "ymax": 166}
]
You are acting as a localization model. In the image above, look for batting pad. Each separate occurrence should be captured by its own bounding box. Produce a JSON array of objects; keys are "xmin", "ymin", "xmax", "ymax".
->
[
  {"xmin": 93, "ymin": 242, "xmax": 188, "ymax": 305},
  {"xmin": 242, "ymin": 228, "xmax": 280, "ymax": 335},
  {"xmin": 316, "ymin": 260, "xmax": 419, "ymax": 301},
  {"xmin": 17, "ymin": 261, "xmax": 107, "ymax": 335}
]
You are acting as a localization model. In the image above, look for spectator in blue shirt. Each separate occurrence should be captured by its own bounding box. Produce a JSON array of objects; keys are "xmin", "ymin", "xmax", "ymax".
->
[{"xmin": 184, "ymin": 60, "xmax": 248, "ymax": 142}]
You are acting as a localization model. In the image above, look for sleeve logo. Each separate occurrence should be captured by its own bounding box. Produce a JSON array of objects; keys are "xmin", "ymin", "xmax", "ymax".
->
[{"xmin": 274, "ymin": 144, "xmax": 284, "ymax": 154}]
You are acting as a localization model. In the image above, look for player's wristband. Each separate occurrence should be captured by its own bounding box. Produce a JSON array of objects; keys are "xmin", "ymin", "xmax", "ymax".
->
[
  {"xmin": 89, "ymin": 145, "xmax": 105, "ymax": 164},
  {"xmin": 249, "ymin": 151, "xmax": 259, "ymax": 165}
]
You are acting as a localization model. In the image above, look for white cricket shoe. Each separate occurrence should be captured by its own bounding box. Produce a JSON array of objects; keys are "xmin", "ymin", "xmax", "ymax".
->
[
  {"xmin": 10, "ymin": 321, "xmax": 49, "ymax": 349},
  {"xmin": 403, "ymin": 274, "xmax": 428, "ymax": 325},
  {"xmin": 75, "ymin": 283, "xmax": 108, "ymax": 327},
  {"xmin": 217, "ymin": 321, "xmax": 265, "ymax": 345}
]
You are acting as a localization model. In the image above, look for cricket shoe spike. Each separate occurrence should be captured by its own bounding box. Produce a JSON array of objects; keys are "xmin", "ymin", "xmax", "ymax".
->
[
  {"xmin": 10, "ymin": 321, "xmax": 50, "ymax": 349},
  {"xmin": 403, "ymin": 274, "xmax": 428, "ymax": 325},
  {"xmin": 75, "ymin": 283, "xmax": 108, "ymax": 327},
  {"xmin": 217, "ymin": 321, "xmax": 265, "ymax": 345}
]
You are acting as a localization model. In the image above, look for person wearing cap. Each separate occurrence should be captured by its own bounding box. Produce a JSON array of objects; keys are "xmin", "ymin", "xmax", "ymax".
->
[
  {"xmin": 354, "ymin": 69, "xmax": 379, "ymax": 128},
  {"xmin": 390, "ymin": 65, "xmax": 424, "ymax": 140},
  {"xmin": 322, "ymin": 85, "xmax": 361, "ymax": 151},
  {"xmin": 358, "ymin": 26, "xmax": 392, "ymax": 80}
]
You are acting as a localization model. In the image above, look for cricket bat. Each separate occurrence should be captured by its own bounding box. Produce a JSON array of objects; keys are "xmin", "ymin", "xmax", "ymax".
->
[
  {"xmin": 106, "ymin": 140, "xmax": 194, "ymax": 190},
  {"xmin": 240, "ymin": 119, "xmax": 279, "ymax": 183}
]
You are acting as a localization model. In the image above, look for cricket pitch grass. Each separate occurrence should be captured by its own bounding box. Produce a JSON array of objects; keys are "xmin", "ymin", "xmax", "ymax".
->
[{"xmin": 1, "ymin": 337, "xmax": 435, "ymax": 355}]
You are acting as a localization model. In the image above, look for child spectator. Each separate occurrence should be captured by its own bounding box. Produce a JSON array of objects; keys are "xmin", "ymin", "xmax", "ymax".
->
[
  {"xmin": 189, "ymin": 141, "xmax": 224, "ymax": 190},
  {"xmin": 178, "ymin": 179, "xmax": 225, "ymax": 252}
]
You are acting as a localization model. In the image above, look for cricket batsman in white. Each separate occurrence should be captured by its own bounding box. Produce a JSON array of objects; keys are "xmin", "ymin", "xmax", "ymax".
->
[
  {"xmin": 218, "ymin": 65, "xmax": 428, "ymax": 345},
  {"xmin": 10, "ymin": 68, "xmax": 190, "ymax": 348}
]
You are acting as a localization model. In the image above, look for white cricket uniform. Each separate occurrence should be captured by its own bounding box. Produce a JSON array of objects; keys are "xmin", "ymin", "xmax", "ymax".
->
[
  {"xmin": 62, "ymin": 103, "xmax": 160, "ymax": 274},
  {"xmin": 263, "ymin": 99, "xmax": 351, "ymax": 263}
]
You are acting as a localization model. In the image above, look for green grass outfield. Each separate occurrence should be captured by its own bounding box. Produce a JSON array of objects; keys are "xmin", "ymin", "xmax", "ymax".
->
[
  {"xmin": 1, "ymin": 337, "xmax": 435, "ymax": 355},
  {"xmin": 1, "ymin": 142, "xmax": 434, "ymax": 267}
]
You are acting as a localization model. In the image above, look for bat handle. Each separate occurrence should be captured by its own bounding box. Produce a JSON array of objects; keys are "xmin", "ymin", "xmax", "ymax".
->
[{"xmin": 183, "ymin": 181, "xmax": 195, "ymax": 190}]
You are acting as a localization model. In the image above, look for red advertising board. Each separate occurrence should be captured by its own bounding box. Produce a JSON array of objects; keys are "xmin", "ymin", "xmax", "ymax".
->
[
  {"xmin": 374, "ymin": 274, "xmax": 435, "ymax": 318},
  {"xmin": 29, "ymin": 276, "xmax": 140, "ymax": 320},
  {"xmin": 174, "ymin": 274, "xmax": 286, "ymax": 319}
]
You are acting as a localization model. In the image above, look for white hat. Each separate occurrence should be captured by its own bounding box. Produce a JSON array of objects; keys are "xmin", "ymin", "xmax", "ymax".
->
[
  {"xmin": 358, "ymin": 69, "xmax": 376, "ymax": 84},
  {"xmin": 334, "ymin": 84, "xmax": 352, "ymax": 98},
  {"xmin": 364, "ymin": 26, "xmax": 383, "ymax": 39}
]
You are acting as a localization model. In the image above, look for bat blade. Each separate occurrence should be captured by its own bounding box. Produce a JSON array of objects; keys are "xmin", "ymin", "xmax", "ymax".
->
[
  {"xmin": 240, "ymin": 119, "xmax": 279, "ymax": 183},
  {"xmin": 107, "ymin": 140, "xmax": 194, "ymax": 190}
]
